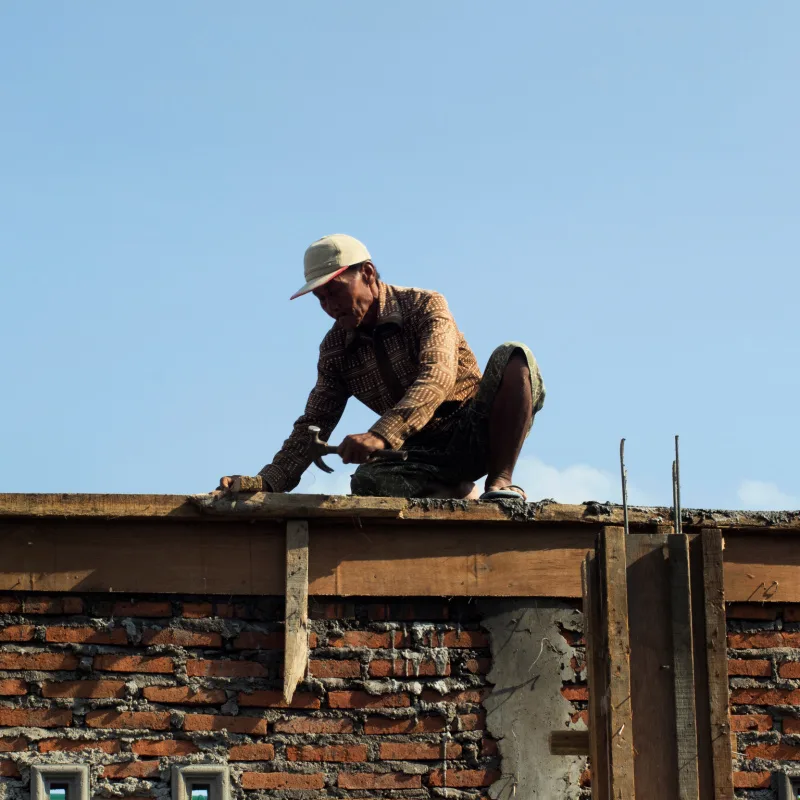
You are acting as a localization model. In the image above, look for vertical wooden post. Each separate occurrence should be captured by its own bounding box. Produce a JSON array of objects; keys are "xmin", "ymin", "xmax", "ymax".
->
[
  {"xmin": 583, "ymin": 553, "xmax": 610, "ymax": 800},
  {"xmin": 283, "ymin": 519, "xmax": 309, "ymax": 704},
  {"xmin": 701, "ymin": 529, "xmax": 734, "ymax": 799},
  {"xmin": 600, "ymin": 526, "xmax": 636, "ymax": 799},
  {"xmin": 669, "ymin": 535, "xmax": 700, "ymax": 800}
]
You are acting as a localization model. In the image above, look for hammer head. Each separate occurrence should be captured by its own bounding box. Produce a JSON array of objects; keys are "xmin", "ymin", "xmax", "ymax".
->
[{"xmin": 308, "ymin": 425, "xmax": 334, "ymax": 473}]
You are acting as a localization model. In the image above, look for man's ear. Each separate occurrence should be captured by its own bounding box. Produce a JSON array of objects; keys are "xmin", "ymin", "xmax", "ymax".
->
[{"xmin": 361, "ymin": 260, "xmax": 377, "ymax": 285}]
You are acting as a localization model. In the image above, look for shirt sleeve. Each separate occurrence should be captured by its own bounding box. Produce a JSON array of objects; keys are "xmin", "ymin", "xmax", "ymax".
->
[
  {"xmin": 369, "ymin": 292, "xmax": 459, "ymax": 449},
  {"xmin": 258, "ymin": 349, "xmax": 349, "ymax": 493}
]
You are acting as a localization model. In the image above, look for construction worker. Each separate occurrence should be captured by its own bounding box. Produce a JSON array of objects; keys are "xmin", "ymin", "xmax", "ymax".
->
[{"xmin": 218, "ymin": 234, "xmax": 544, "ymax": 499}]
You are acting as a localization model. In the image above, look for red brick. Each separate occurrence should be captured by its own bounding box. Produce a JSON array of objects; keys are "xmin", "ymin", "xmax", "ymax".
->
[
  {"xmin": 94, "ymin": 654, "xmax": 174, "ymax": 673},
  {"xmin": 459, "ymin": 712, "xmax": 487, "ymax": 731},
  {"xmin": 0, "ymin": 653, "xmax": 79, "ymax": 671},
  {"xmin": 0, "ymin": 709, "xmax": 71, "ymax": 727},
  {"xmin": 143, "ymin": 686, "xmax": 226, "ymax": 704},
  {"xmin": 229, "ymin": 743, "xmax": 275, "ymax": 761},
  {"xmin": 182, "ymin": 602, "xmax": 213, "ymax": 618},
  {"xmin": 0, "ymin": 598, "xmax": 21, "ymax": 613},
  {"xmin": 465, "ymin": 658, "xmax": 492, "ymax": 674},
  {"xmin": 580, "ymin": 768, "xmax": 591, "ymax": 787},
  {"xmin": 143, "ymin": 628, "xmax": 222, "ymax": 647},
  {"xmin": 0, "ymin": 737, "xmax": 27, "ymax": 752},
  {"xmin": 730, "ymin": 687, "xmax": 800, "ymax": 705},
  {"xmin": 329, "ymin": 690, "xmax": 410, "ymax": 709},
  {"xmin": 232, "ymin": 631, "xmax": 283, "ymax": 650},
  {"xmin": 0, "ymin": 761, "xmax": 20, "ymax": 778},
  {"xmin": 45, "ymin": 626, "xmax": 127, "ymax": 644},
  {"xmin": 369, "ymin": 658, "xmax": 450, "ymax": 677},
  {"xmin": 113, "ymin": 600, "xmax": 171, "ymax": 617},
  {"xmin": 745, "ymin": 742, "xmax": 800, "ymax": 760},
  {"xmin": 380, "ymin": 742, "xmax": 462, "ymax": 760},
  {"xmin": 103, "ymin": 761, "xmax": 160, "ymax": 779},
  {"xmin": 309, "ymin": 659, "xmax": 361, "ymax": 678},
  {"xmin": 39, "ymin": 739, "xmax": 121, "ymax": 753},
  {"xmin": 365, "ymin": 716, "xmax": 446, "ymax": 734},
  {"xmin": 784, "ymin": 718, "xmax": 800, "ymax": 735},
  {"xmin": 187, "ymin": 659, "xmax": 266, "ymax": 678},
  {"xmin": 24, "ymin": 596, "xmax": 83, "ymax": 614},
  {"xmin": 727, "ymin": 604, "xmax": 778, "ymax": 620},
  {"xmin": 784, "ymin": 605, "xmax": 800, "ymax": 622},
  {"xmin": 338, "ymin": 773, "xmax": 421, "ymax": 789},
  {"xmin": 482, "ymin": 739, "xmax": 499, "ymax": 757},
  {"xmin": 422, "ymin": 688, "xmax": 489, "ymax": 704},
  {"xmin": 328, "ymin": 631, "xmax": 393, "ymax": 648},
  {"xmin": 42, "ymin": 680, "xmax": 126, "ymax": 699},
  {"xmin": 0, "ymin": 680, "xmax": 26, "ymax": 696},
  {"xmin": 273, "ymin": 717, "xmax": 353, "ymax": 734},
  {"xmin": 238, "ymin": 690, "xmax": 320, "ymax": 709},
  {"xmin": 438, "ymin": 630, "xmax": 489, "ymax": 648},
  {"xmin": 733, "ymin": 772, "xmax": 772, "ymax": 789},
  {"xmin": 779, "ymin": 661, "xmax": 800, "ymax": 679},
  {"xmin": 557, "ymin": 626, "xmax": 584, "ymax": 646},
  {"xmin": 570, "ymin": 711, "xmax": 589, "ymax": 727},
  {"xmin": 367, "ymin": 602, "xmax": 450, "ymax": 621},
  {"xmin": 288, "ymin": 744, "xmax": 367, "ymax": 762},
  {"xmin": 730, "ymin": 714, "xmax": 772, "ymax": 732},
  {"xmin": 183, "ymin": 714, "xmax": 267, "ymax": 734},
  {"xmin": 241, "ymin": 773, "xmax": 324, "ymax": 790},
  {"xmin": 0, "ymin": 626, "xmax": 34, "ymax": 642},
  {"xmin": 728, "ymin": 659, "xmax": 772, "ymax": 677},
  {"xmin": 728, "ymin": 631, "xmax": 800, "ymax": 648},
  {"xmin": 561, "ymin": 685, "xmax": 589, "ymax": 702},
  {"xmin": 86, "ymin": 710, "xmax": 170, "ymax": 730},
  {"xmin": 133, "ymin": 740, "xmax": 199, "ymax": 756},
  {"xmin": 310, "ymin": 602, "xmax": 355, "ymax": 620},
  {"xmin": 430, "ymin": 769, "xmax": 500, "ymax": 787}
]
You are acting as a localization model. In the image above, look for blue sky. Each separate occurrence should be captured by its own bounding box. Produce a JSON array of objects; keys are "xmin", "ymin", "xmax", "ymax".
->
[{"xmin": 1, "ymin": 2, "xmax": 798, "ymax": 509}]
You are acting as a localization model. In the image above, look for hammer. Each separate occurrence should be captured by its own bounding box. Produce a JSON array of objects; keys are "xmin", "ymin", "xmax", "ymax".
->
[{"xmin": 308, "ymin": 425, "xmax": 408, "ymax": 473}]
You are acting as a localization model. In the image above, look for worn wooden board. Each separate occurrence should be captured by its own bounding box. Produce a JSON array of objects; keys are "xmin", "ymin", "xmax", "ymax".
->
[
  {"xmin": 2, "ymin": 493, "xmax": 799, "ymax": 530},
  {"xmin": 702, "ymin": 530, "xmax": 735, "ymax": 800},
  {"xmin": 283, "ymin": 520, "xmax": 309, "ymax": 704},
  {"xmin": 668, "ymin": 535, "xmax": 700, "ymax": 800},
  {"xmin": 600, "ymin": 527, "xmax": 636, "ymax": 799},
  {"xmin": 583, "ymin": 553, "xmax": 610, "ymax": 800},
  {"xmin": 549, "ymin": 729, "xmax": 590, "ymax": 756}
]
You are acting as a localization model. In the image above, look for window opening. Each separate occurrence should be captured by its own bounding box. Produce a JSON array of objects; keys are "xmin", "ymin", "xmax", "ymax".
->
[
  {"xmin": 191, "ymin": 784, "xmax": 210, "ymax": 800},
  {"xmin": 48, "ymin": 784, "xmax": 69, "ymax": 800}
]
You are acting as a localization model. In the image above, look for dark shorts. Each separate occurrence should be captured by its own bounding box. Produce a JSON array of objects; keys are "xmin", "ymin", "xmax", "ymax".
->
[{"xmin": 350, "ymin": 342, "xmax": 545, "ymax": 497}]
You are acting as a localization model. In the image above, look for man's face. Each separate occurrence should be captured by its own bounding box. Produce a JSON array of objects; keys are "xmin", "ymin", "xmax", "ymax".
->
[{"xmin": 313, "ymin": 265, "xmax": 376, "ymax": 330}]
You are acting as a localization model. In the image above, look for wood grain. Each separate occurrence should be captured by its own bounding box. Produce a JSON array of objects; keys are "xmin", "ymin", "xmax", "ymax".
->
[{"xmin": 283, "ymin": 520, "xmax": 309, "ymax": 704}]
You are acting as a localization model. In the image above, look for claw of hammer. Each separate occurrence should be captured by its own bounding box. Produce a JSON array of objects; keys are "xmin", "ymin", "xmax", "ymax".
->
[{"xmin": 308, "ymin": 426, "xmax": 335, "ymax": 473}]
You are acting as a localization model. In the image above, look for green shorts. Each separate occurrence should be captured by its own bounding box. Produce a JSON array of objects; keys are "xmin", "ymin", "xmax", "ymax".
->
[{"xmin": 350, "ymin": 342, "xmax": 545, "ymax": 497}]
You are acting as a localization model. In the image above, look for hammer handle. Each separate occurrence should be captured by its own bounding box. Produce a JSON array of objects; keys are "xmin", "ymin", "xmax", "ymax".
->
[{"xmin": 322, "ymin": 445, "xmax": 408, "ymax": 462}]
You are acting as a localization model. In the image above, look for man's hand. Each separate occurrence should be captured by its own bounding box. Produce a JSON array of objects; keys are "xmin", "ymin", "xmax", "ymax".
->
[
  {"xmin": 337, "ymin": 432, "xmax": 387, "ymax": 464},
  {"xmin": 215, "ymin": 476, "xmax": 239, "ymax": 493}
]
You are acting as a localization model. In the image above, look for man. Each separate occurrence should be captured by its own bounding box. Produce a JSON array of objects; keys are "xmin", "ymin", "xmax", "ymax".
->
[{"xmin": 218, "ymin": 234, "xmax": 545, "ymax": 500}]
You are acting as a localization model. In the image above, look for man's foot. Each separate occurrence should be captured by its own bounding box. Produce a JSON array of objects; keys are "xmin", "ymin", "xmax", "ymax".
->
[{"xmin": 480, "ymin": 483, "xmax": 527, "ymax": 501}]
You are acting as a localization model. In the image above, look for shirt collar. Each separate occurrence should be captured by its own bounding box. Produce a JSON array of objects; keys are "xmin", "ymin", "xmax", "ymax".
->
[{"xmin": 344, "ymin": 283, "xmax": 403, "ymax": 350}]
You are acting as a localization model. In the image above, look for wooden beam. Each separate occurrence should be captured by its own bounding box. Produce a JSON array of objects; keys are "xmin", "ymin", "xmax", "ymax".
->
[
  {"xmin": 2, "ymin": 493, "xmax": 799, "ymax": 530},
  {"xmin": 283, "ymin": 520, "xmax": 309, "ymax": 704},
  {"xmin": 668, "ymin": 535, "xmax": 700, "ymax": 800},
  {"xmin": 600, "ymin": 526, "xmax": 636, "ymax": 799},
  {"xmin": 583, "ymin": 553, "xmax": 610, "ymax": 800},
  {"xmin": 701, "ymin": 530, "xmax": 735, "ymax": 800},
  {"xmin": 549, "ymin": 729, "xmax": 590, "ymax": 756}
]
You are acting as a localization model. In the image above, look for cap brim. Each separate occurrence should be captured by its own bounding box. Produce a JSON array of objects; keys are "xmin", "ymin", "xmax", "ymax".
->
[{"xmin": 290, "ymin": 265, "xmax": 350, "ymax": 300}]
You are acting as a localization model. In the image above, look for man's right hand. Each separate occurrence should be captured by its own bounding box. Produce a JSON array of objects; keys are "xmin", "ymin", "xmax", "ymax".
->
[
  {"xmin": 215, "ymin": 476, "xmax": 238, "ymax": 493},
  {"xmin": 213, "ymin": 476, "xmax": 273, "ymax": 494}
]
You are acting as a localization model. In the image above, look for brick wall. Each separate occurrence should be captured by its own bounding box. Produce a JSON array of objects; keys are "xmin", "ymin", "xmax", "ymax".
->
[
  {"xmin": 0, "ymin": 593, "xmax": 532, "ymax": 799},
  {"xmin": 729, "ymin": 602, "xmax": 800, "ymax": 798}
]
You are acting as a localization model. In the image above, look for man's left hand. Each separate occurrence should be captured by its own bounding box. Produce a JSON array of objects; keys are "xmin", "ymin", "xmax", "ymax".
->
[{"xmin": 338, "ymin": 432, "xmax": 387, "ymax": 464}]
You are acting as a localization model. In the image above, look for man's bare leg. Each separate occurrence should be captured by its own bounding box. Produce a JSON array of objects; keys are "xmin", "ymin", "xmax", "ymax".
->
[
  {"xmin": 422, "ymin": 480, "xmax": 481, "ymax": 500},
  {"xmin": 484, "ymin": 351, "xmax": 533, "ymax": 498}
]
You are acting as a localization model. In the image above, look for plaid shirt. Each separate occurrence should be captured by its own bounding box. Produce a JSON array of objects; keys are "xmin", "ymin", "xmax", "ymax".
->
[{"xmin": 259, "ymin": 282, "xmax": 482, "ymax": 492}]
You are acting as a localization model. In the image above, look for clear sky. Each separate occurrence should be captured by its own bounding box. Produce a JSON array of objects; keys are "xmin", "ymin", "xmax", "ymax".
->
[{"xmin": 2, "ymin": 2, "xmax": 798, "ymax": 509}]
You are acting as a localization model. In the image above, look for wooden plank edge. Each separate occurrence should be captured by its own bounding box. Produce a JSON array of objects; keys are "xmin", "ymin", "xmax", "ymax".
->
[
  {"xmin": 549, "ymin": 729, "xmax": 590, "ymax": 756},
  {"xmin": 283, "ymin": 520, "xmax": 310, "ymax": 704}
]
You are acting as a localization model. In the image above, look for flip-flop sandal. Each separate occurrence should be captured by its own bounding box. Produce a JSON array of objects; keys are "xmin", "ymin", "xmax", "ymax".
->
[{"xmin": 480, "ymin": 485, "xmax": 527, "ymax": 501}]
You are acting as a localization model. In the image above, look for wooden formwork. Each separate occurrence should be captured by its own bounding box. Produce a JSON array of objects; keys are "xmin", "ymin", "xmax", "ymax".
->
[{"xmin": 582, "ymin": 528, "xmax": 734, "ymax": 800}]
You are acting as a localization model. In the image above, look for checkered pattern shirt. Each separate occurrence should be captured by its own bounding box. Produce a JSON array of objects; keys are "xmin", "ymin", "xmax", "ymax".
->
[{"xmin": 259, "ymin": 282, "xmax": 482, "ymax": 492}]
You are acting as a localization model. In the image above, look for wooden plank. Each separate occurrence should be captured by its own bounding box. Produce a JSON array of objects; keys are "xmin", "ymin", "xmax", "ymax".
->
[
  {"xmin": 722, "ymin": 534, "xmax": 800, "ymax": 602},
  {"xmin": 626, "ymin": 534, "xmax": 678, "ymax": 798},
  {"xmin": 283, "ymin": 520, "xmax": 309, "ymax": 704},
  {"xmin": 308, "ymin": 524, "xmax": 595, "ymax": 597},
  {"xmin": 582, "ymin": 553, "xmax": 610, "ymax": 800},
  {"xmin": 701, "ymin": 530, "xmax": 735, "ymax": 800},
  {"xmin": 2, "ymin": 493, "xmax": 800, "ymax": 530},
  {"xmin": 599, "ymin": 526, "xmax": 636, "ymax": 799},
  {"xmin": 668, "ymin": 535, "xmax": 699, "ymax": 800},
  {"xmin": 549, "ymin": 729, "xmax": 590, "ymax": 756}
]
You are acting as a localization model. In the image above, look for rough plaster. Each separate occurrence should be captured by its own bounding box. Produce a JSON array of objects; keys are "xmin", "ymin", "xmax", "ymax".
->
[{"xmin": 480, "ymin": 600, "xmax": 586, "ymax": 800}]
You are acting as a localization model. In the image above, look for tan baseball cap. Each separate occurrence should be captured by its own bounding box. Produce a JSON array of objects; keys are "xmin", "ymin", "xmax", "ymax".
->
[{"xmin": 290, "ymin": 234, "xmax": 371, "ymax": 300}]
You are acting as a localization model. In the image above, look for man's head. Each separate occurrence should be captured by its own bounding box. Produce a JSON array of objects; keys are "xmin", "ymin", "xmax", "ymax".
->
[{"xmin": 291, "ymin": 234, "xmax": 381, "ymax": 330}]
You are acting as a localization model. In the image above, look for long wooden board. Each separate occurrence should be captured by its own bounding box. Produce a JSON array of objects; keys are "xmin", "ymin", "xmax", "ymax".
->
[
  {"xmin": 283, "ymin": 521, "xmax": 309, "ymax": 704},
  {"xmin": 0, "ymin": 518, "xmax": 797, "ymax": 600},
  {"xmin": 2, "ymin": 493, "xmax": 799, "ymax": 530}
]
